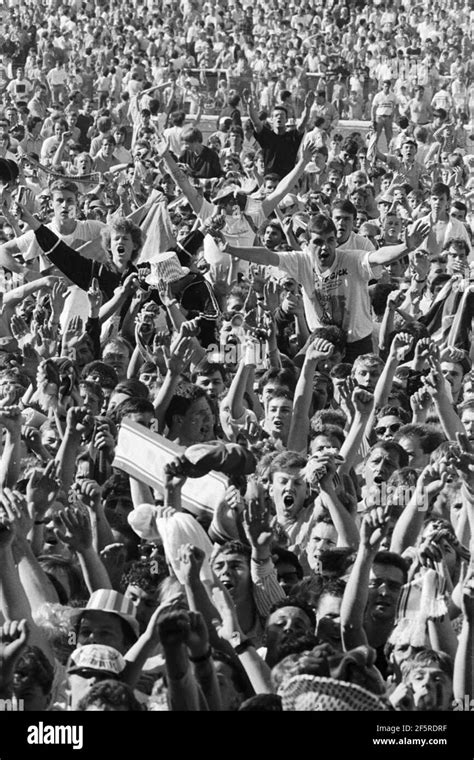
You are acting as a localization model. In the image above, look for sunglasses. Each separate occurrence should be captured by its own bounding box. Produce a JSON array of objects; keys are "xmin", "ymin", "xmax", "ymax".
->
[{"xmin": 374, "ymin": 422, "xmax": 401, "ymax": 436}]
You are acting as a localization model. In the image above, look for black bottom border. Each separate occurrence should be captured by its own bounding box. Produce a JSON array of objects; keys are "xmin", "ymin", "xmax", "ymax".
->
[{"xmin": 0, "ymin": 710, "xmax": 472, "ymax": 758}]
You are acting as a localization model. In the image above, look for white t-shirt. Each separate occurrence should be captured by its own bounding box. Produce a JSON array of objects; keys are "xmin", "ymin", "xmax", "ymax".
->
[
  {"xmin": 16, "ymin": 219, "xmax": 106, "ymax": 327},
  {"xmin": 372, "ymin": 91, "xmax": 398, "ymax": 117},
  {"xmin": 338, "ymin": 231, "xmax": 375, "ymax": 252},
  {"xmin": 276, "ymin": 247, "xmax": 382, "ymax": 341},
  {"xmin": 418, "ymin": 214, "xmax": 471, "ymax": 257},
  {"xmin": 18, "ymin": 219, "xmax": 105, "ymax": 268},
  {"xmin": 199, "ymin": 197, "xmax": 255, "ymax": 274}
]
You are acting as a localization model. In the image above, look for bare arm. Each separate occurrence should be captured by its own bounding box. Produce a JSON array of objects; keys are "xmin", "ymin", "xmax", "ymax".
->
[
  {"xmin": 0, "ymin": 527, "xmax": 54, "ymax": 663},
  {"xmin": 338, "ymin": 389, "xmax": 374, "ymax": 474},
  {"xmin": 453, "ymin": 577, "xmax": 474, "ymax": 702},
  {"xmin": 242, "ymin": 90, "xmax": 263, "ymax": 133},
  {"xmin": 320, "ymin": 480, "xmax": 359, "ymax": 549},
  {"xmin": 296, "ymin": 91, "xmax": 315, "ymax": 134},
  {"xmin": 287, "ymin": 339, "xmax": 334, "ymax": 453},
  {"xmin": 54, "ymin": 507, "xmax": 112, "ymax": 594},
  {"xmin": 222, "ymin": 346, "xmax": 256, "ymax": 423},
  {"xmin": 341, "ymin": 511, "xmax": 388, "ymax": 652},
  {"xmin": 158, "ymin": 145, "xmax": 203, "ymax": 214},
  {"xmin": 223, "ymin": 242, "xmax": 279, "ymax": 267},
  {"xmin": 261, "ymin": 142, "xmax": 314, "ymax": 218},
  {"xmin": 390, "ymin": 465, "xmax": 446, "ymax": 555}
]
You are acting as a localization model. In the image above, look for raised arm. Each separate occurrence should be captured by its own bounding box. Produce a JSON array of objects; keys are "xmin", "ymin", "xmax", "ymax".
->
[
  {"xmin": 287, "ymin": 339, "xmax": 334, "ymax": 453},
  {"xmin": 368, "ymin": 219, "xmax": 431, "ymax": 267},
  {"xmin": 341, "ymin": 509, "xmax": 389, "ymax": 652},
  {"xmin": 453, "ymin": 571, "xmax": 474, "ymax": 703},
  {"xmin": 19, "ymin": 208, "xmax": 95, "ymax": 291},
  {"xmin": 318, "ymin": 459, "xmax": 359, "ymax": 550},
  {"xmin": 296, "ymin": 91, "xmax": 315, "ymax": 134},
  {"xmin": 338, "ymin": 388, "xmax": 374, "ymax": 473},
  {"xmin": 373, "ymin": 332, "xmax": 413, "ymax": 409},
  {"xmin": 222, "ymin": 339, "xmax": 258, "ymax": 425},
  {"xmin": 242, "ymin": 89, "xmax": 263, "ymax": 133},
  {"xmin": 157, "ymin": 140, "xmax": 203, "ymax": 214},
  {"xmin": 390, "ymin": 463, "xmax": 447, "ymax": 555},
  {"xmin": 0, "ymin": 409, "xmax": 22, "ymax": 490},
  {"xmin": 261, "ymin": 140, "xmax": 315, "ymax": 218},
  {"xmin": 54, "ymin": 507, "xmax": 112, "ymax": 594}
]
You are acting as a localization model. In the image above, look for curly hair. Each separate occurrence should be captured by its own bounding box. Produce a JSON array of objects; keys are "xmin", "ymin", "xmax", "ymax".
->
[
  {"xmin": 77, "ymin": 680, "xmax": 144, "ymax": 711},
  {"xmin": 100, "ymin": 217, "xmax": 143, "ymax": 265},
  {"xmin": 14, "ymin": 646, "xmax": 55, "ymax": 695},
  {"xmin": 121, "ymin": 558, "xmax": 167, "ymax": 594}
]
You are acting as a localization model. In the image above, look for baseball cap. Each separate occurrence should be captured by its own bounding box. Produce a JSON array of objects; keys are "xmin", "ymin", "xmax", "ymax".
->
[{"xmin": 67, "ymin": 644, "xmax": 126, "ymax": 676}]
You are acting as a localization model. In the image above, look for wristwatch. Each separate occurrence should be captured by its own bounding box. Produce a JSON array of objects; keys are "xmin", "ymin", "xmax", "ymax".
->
[{"xmin": 230, "ymin": 631, "xmax": 253, "ymax": 655}]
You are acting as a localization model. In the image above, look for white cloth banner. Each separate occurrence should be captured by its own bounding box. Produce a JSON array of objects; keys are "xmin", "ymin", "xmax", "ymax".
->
[{"xmin": 113, "ymin": 420, "xmax": 228, "ymax": 517}]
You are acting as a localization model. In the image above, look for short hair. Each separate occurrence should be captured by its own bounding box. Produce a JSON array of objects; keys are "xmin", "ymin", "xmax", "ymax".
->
[
  {"xmin": 182, "ymin": 126, "xmax": 203, "ymax": 144},
  {"xmin": 314, "ymin": 577, "xmax": 346, "ymax": 613},
  {"xmin": 309, "ymin": 326, "xmax": 347, "ymax": 356},
  {"xmin": 170, "ymin": 110, "xmax": 186, "ymax": 126},
  {"xmin": 49, "ymin": 179, "xmax": 79, "ymax": 197},
  {"xmin": 81, "ymin": 361, "xmax": 118, "ymax": 389},
  {"xmin": 113, "ymin": 397, "xmax": 155, "ymax": 424},
  {"xmin": 271, "ymin": 547, "xmax": 304, "ymax": 579},
  {"xmin": 445, "ymin": 237, "xmax": 469, "ymax": 256},
  {"xmin": 431, "ymin": 182, "xmax": 450, "ymax": 199},
  {"xmin": 267, "ymin": 595, "xmax": 316, "ymax": 630},
  {"xmin": 451, "ymin": 200, "xmax": 467, "ymax": 214},
  {"xmin": 191, "ymin": 359, "xmax": 227, "ymax": 384},
  {"xmin": 318, "ymin": 548, "xmax": 355, "ymax": 578},
  {"xmin": 211, "ymin": 540, "xmax": 251, "ymax": 564},
  {"xmin": 79, "ymin": 379, "xmax": 104, "ymax": 408},
  {"xmin": 273, "ymin": 105, "xmax": 288, "ymax": 117},
  {"xmin": 373, "ymin": 550, "xmax": 408, "ymax": 583},
  {"xmin": 258, "ymin": 368, "xmax": 297, "ymax": 394},
  {"xmin": 366, "ymin": 440, "xmax": 409, "ymax": 468},
  {"xmin": 77, "ymin": 680, "xmax": 144, "ymax": 711},
  {"xmin": 352, "ymin": 353, "xmax": 384, "ymax": 372},
  {"xmin": 103, "ymin": 337, "xmax": 133, "ymax": 358},
  {"xmin": 263, "ymin": 172, "xmax": 281, "ymax": 185},
  {"xmin": 164, "ymin": 383, "xmax": 210, "ymax": 429},
  {"xmin": 309, "ymin": 424, "xmax": 345, "ymax": 447},
  {"xmin": 376, "ymin": 404, "xmax": 411, "ymax": 425},
  {"xmin": 394, "ymin": 423, "xmax": 446, "ymax": 454},
  {"xmin": 113, "ymin": 378, "xmax": 149, "ymax": 400},
  {"xmin": 239, "ymin": 694, "xmax": 282, "ymax": 711},
  {"xmin": 332, "ymin": 199, "xmax": 357, "ymax": 219},
  {"xmin": 307, "ymin": 215, "xmax": 337, "ymax": 236},
  {"xmin": 400, "ymin": 649, "xmax": 453, "ymax": 681},
  {"xmin": 310, "ymin": 409, "xmax": 347, "ymax": 431},
  {"xmin": 97, "ymin": 116, "xmax": 112, "ymax": 133},
  {"xmin": 269, "ymin": 451, "xmax": 307, "ymax": 479}
]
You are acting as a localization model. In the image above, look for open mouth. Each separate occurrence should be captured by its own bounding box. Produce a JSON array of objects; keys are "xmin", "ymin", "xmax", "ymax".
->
[
  {"xmin": 222, "ymin": 580, "xmax": 234, "ymax": 592},
  {"xmin": 116, "ymin": 245, "xmax": 126, "ymax": 255},
  {"xmin": 283, "ymin": 494, "xmax": 295, "ymax": 509}
]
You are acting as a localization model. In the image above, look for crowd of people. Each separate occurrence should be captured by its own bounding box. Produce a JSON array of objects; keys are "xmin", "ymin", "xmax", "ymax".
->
[{"xmin": 0, "ymin": 0, "xmax": 473, "ymax": 715}]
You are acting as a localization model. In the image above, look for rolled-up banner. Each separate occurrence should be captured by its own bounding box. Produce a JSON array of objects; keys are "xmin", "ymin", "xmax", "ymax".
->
[{"xmin": 112, "ymin": 420, "xmax": 228, "ymax": 518}]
